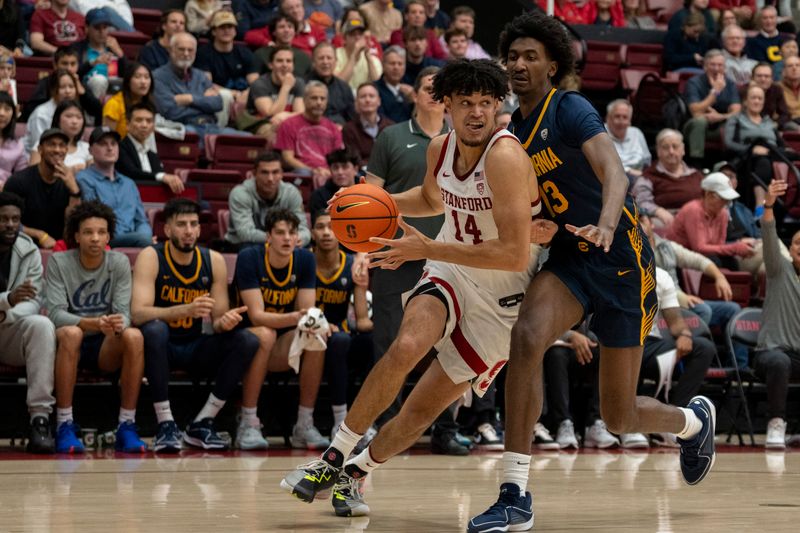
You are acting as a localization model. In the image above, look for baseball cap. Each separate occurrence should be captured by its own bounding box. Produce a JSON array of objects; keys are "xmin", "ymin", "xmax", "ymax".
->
[
  {"xmin": 712, "ymin": 160, "xmax": 736, "ymax": 173},
  {"xmin": 85, "ymin": 8, "xmax": 114, "ymax": 28},
  {"xmin": 39, "ymin": 128, "xmax": 70, "ymax": 144},
  {"xmin": 88, "ymin": 127, "xmax": 121, "ymax": 145},
  {"xmin": 210, "ymin": 10, "xmax": 238, "ymax": 28},
  {"xmin": 701, "ymin": 172, "xmax": 740, "ymax": 200},
  {"xmin": 343, "ymin": 19, "xmax": 366, "ymax": 34}
]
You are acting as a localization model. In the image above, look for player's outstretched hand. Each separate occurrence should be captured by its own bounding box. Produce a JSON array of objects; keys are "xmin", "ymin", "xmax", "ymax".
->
[
  {"xmin": 368, "ymin": 216, "xmax": 430, "ymax": 270},
  {"xmin": 216, "ymin": 306, "xmax": 248, "ymax": 332},
  {"xmin": 530, "ymin": 219, "xmax": 558, "ymax": 244},
  {"xmin": 327, "ymin": 176, "xmax": 367, "ymax": 208},
  {"xmin": 565, "ymin": 224, "xmax": 614, "ymax": 252}
]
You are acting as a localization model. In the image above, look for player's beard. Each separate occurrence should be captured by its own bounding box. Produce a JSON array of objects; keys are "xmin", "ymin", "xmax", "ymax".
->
[{"xmin": 170, "ymin": 235, "xmax": 196, "ymax": 253}]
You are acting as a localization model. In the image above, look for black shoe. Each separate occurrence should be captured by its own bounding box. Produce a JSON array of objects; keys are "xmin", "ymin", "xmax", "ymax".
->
[
  {"xmin": 26, "ymin": 415, "xmax": 55, "ymax": 454},
  {"xmin": 431, "ymin": 434, "xmax": 470, "ymax": 456}
]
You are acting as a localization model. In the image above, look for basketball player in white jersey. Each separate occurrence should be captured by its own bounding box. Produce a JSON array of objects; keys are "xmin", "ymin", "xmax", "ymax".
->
[{"xmin": 280, "ymin": 59, "xmax": 557, "ymax": 520}]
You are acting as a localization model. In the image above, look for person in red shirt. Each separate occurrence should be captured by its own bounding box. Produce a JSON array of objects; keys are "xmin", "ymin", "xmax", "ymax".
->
[
  {"xmin": 536, "ymin": 0, "xmax": 592, "ymax": 25},
  {"xmin": 709, "ymin": 0, "xmax": 756, "ymax": 29},
  {"xmin": 244, "ymin": 0, "xmax": 326, "ymax": 55},
  {"xmin": 30, "ymin": 0, "xmax": 86, "ymax": 56},
  {"xmin": 331, "ymin": 7, "xmax": 383, "ymax": 60},
  {"xmin": 389, "ymin": 0, "xmax": 447, "ymax": 60}
]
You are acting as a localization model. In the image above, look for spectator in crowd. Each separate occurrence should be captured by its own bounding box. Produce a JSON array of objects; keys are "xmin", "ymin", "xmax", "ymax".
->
[
  {"xmin": 709, "ymin": 0, "xmax": 755, "ymax": 29},
  {"xmin": 745, "ymin": 6, "xmax": 783, "ymax": 64},
  {"xmin": 4, "ymin": 129, "xmax": 80, "ymax": 249},
  {"xmin": 714, "ymin": 160, "xmax": 761, "ymax": 237},
  {"xmin": 423, "ymin": 0, "xmax": 449, "ymax": 36},
  {"xmin": 637, "ymin": 129, "xmax": 704, "ymax": 228},
  {"xmin": 663, "ymin": 11, "xmax": 710, "ymax": 73},
  {"xmin": 23, "ymin": 47, "xmax": 103, "ymax": 126},
  {"xmin": 683, "ymin": 49, "xmax": 741, "ymax": 163},
  {"xmin": 641, "ymin": 211, "xmax": 746, "ymax": 368},
  {"xmin": 342, "ymin": 82, "xmax": 393, "ymax": 169},
  {"xmin": 586, "ymin": 0, "xmax": 625, "ymax": 27},
  {"xmin": 668, "ymin": 172, "xmax": 761, "ymax": 274},
  {"xmin": 117, "ymin": 102, "xmax": 185, "ymax": 193},
  {"xmin": 0, "ymin": 0, "xmax": 25, "ymax": 57},
  {"xmin": 68, "ymin": 0, "xmax": 135, "ymax": 32},
  {"xmin": 138, "ymin": 9, "xmax": 186, "ymax": 72},
  {"xmin": 752, "ymin": 179, "xmax": 800, "ymax": 449},
  {"xmin": 721, "ymin": 25, "xmax": 757, "ymax": 84},
  {"xmin": 30, "ymin": 0, "xmax": 85, "ymax": 55},
  {"xmin": 746, "ymin": 62, "xmax": 795, "ymax": 131},
  {"xmin": 779, "ymin": 55, "xmax": 800, "ymax": 126},
  {"xmin": 152, "ymin": 32, "xmax": 247, "ymax": 140},
  {"xmin": 275, "ymin": 80, "xmax": 343, "ymax": 187},
  {"xmin": 771, "ymin": 37, "xmax": 797, "ymax": 81},
  {"xmin": 234, "ymin": 208, "xmax": 329, "ymax": 449},
  {"xmin": 496, "ymin": 109, "xmax": 512, "ymax": 129},
  {"xmin": 185, "ymin": 0, "xmax": 224, "ymax": 36},
  {"xmin": 0, "ymin": 191, "xmax": 57, "ymax": 454},
  {"xmin": 389, "ymin": 1, "xmax": 447, "ymax": 60},
  {"xmin": 233, "ymin": 0, "xmax": 278, "ymax": 40},
  {"xmin": 0, "ymin": 52, "xmax": 17, "ymax": 106},
  {"xmin": 309, "ymin": 148, "xmax": 357, "ymax": 215},
  {"xmin": 0, "ymin": 92, "xmax": 27, "ymax": 188},
  {"xmin": 76, "ymin": 128, "xmax": 152, "ymax": 247},
  {"xmin": 331, "ymin": 7, "xmax": 383, "ymax": 61},
  {"xmin": 359, "ymin": 0, "xmax": 402, "ymax": 45},
  {"xmin": 605, "ymin": 99, "xmax": 651, "ymax": 183},
  {"xmin": 244, "ymin": 46, "xmax": 305, "ymax": 140},
  {"xmin": 335, "ymin": 19, "xmax": 382, "ymax": 92},
  {"xmin": 24, "ymin": 70, "xmax": 79, "ymax": 154},
  {"xmin": 304, "ymin": 0, "xmax": 343, "ymax": 39},
  {"xmin": 635, "ymin": 267, "xmax": 716, "ymax": 448},
  {"xmin": 622, "ymin": 0, "xmax": 656, "ymax": 29},
  {"xmin": 401, "ymin": 26, "xmax": 444, "ymax": 86},
  {"xmin": 254, "ymin": 13, "xmax": 312, "ymax": 77},
  {"xmin": 225, "ymin": 150, "xmax": 310, "ymax": 248},
  {"xmin": 544, "ymin": 324, "xmax": 620, "ymax": 449},
  {"xmin": 103, "ymin": 62, "xmax": 154, "ymax": 138},
  {"xmin": 74, "ymin": 8, "xmax": 126, "ymax": 101},
  {"xmin": 195, "ymin": 10, "xmax": 260, "ymax": 126},
  {"xmin": 311, "ymin": 210, "xmax": 373, "ymax": 442},
  {"xmin": 376, "ymin": 46, "xmax": 413, "ymax": 124},
  {"xmin": 441, "ymin": 5, "xmax": 490, "ymax": 60},
  {"xmin": 444, "ymin": 27, "xmax": 468, "ymax": 60},
  {"xmin": 245, "ymin": 0, "xmax": 324, "ymax": 53},
  {"xmin": 46, "ymin": 201, "xmax": 147, "ymax": 454},
  {"xmin": 29, "ymin": 100, "xmax": 91, "ymax": 172},
  {"xmin": 536, "ymin": 0, "xmax": 590, "ymax": 25},
  {"xmin": 668, "ymin": 0, "xmax": 716, "ymax": 39},
  {"xmin": 306, "ymin": 41, "xmax": 354, "ymax": 125},
  {"xmin": 131, "ymin": 198, "xmax": 260, "ymax": 452}
]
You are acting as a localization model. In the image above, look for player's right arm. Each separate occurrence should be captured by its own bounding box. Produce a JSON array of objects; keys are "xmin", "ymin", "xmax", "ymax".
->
[
  {"xmin": 390, "ymin": 135, "xmax": 446, "ymax": 217},
  {"xmin": 131, "ymin": 247, "xmax": 208, "ymax": 325},
  {"xmin": 353, "ymin": 284, "xmax": 373, "ymax": 332},
  {"xmin": 239, "ymin": 289, "xmax": 303, "ymax": 329}
]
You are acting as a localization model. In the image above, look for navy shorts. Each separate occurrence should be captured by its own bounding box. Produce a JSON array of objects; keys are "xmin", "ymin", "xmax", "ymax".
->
[
  {"xmin": 542, "ymin": 222, "xmax": 658, "ymax": 348},
  {"xmin": 79, "ymin": 334, "xmax": 107, "ymax": 371}
]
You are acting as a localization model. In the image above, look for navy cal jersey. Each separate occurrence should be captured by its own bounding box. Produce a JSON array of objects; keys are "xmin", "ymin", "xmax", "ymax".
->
[
  {"xmin": 235, "ymin": 244, "xmax": 316, "ymax": 316},
  {"xmin": 154, "ymin": 241, "xmax": 214, "ymax": 341},
  {"xmin": 509, "ymin": 89, "xmax": 639, "ymax": 243},
  {"xmin": 315, "ymin": 251, "xmax": 355, "ymax": 332}
]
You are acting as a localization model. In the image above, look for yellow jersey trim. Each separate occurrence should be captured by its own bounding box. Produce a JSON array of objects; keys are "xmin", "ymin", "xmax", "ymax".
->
[
  {"xmin": 522, "ymin": 88, "xmax": 557, "ymax": 150},
  {"xmin": 164, "ymin": 241, "xmax": 202, "ymax": 285},
  {"xmin": 265, "ymin": 244, "xmax": 293, "ymax": 287},
  {"xmin": 316, "ymin": 251, "xmax": 347, "ymax": 285}
]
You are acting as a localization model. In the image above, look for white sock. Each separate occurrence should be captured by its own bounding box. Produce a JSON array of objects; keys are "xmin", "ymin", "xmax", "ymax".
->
[
  {"xmin": 346, "ymin": 446, "xmax": 383, "ymax": 476},
  {"xmin": 329, "ymin": 421, "xmax": 363, "ymax": 459},
  {"xmin": 154, "ymin": 401, "xmax": 174, "ymax": 423},
  {"xmin": 56, "ymin": 407, "xmax": 73, "ymax": 427},
  {"xmin": 241, "ymin": 406, "xmax": 259, "ymax": 427},
  {"xmin": 296, "ymin": 405, "xmax": 314, "ymax": 428},
  {"xmin": 502, "ymin": 451, "xmax": 531, "ymax": 494},
  {"xmin": 194, "ymin": 393, "xmax": 225, "ymax": 422},
  {"xmin": 332, "ymin": 404, "xmax": 347, "ymax": 427},
  {"xmin": 676, "ymin": 407, "xmax": 702, "ymax": 440},
  {"xmin": 118, "ymin": 408, "xmax": 136, "ymax": 425}
]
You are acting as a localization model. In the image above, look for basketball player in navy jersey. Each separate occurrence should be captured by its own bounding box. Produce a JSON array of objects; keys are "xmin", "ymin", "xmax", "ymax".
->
[
  {"xmin": 281, "ymin": 59, "xmax": 557, "ymax": 520},
  {"xmin": 468, "ymin": 11, "xmax": 717, "ymax": 533}
]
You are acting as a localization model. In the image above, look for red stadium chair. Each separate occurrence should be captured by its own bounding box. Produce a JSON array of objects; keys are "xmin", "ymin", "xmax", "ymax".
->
[
  {"xmin": 204, "ymin": 135, "xmax": 269, "ymax": 175},
  {"xmin": 625, "ymin": 43, "xmax": 663, "ymax": 74},
  {"xmin": 112, "ymin": 247, "xmax": 143, "ymax": 266},
  {"xmin": 218, "ymin": 209, "xmax": 230, "ymax": 239},
  {"xmin": 681, "ymin": 267, "xmax": 752, "ymax": 308},
  {"xmin": 721, "ymin": 307, "xmax": 761, "ymax": 445},
  {"xmin": 222, "ymin": 253, "xmax": 237, "ymax": 284},
  {"xmin": 131, "ymin": 8, "xmax": 162, "ymax": 38},
  {"xmin": 183, "ymin": 168, "xmax": 245, "ymax": 184},
  {"xmin": 199, "ymin": 181, "xmax": 237, "ymax": 215},
  {"xmin": 156, "ymin": 132, "xmax": 202, "ymax": 173},
  {"xmin": 15, "ymin": 57, "xmax": 52, "ymax": 107},
  {"xmin": 283, "ymin": 172, "xmax": 313, "ymax": 206},
  {"xmin": 580, "ymin": 41, "xmax": 623, "ymax": 92},
  {"xmin": 110, "ymin": 31, "xmax": 150, "ymax": 62},
  {"xmin": 136, "ymin": 182, "xmax": 199, "ymax": 204}
]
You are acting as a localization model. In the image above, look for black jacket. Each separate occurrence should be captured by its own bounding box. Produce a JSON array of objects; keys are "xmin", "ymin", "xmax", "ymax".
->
[{"xmin": 116, "ymin": 136, "xmax": 165, "ymax": 181}]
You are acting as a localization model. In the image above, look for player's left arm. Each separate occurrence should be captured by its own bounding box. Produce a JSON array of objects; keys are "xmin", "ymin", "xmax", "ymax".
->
[{"xmin": 209, "ymin": 251, "xmax": 246, "ymax": 333}]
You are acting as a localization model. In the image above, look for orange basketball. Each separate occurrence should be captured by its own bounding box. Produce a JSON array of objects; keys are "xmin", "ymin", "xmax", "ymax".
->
[{"xmin": 330, "ymin": 183, "xmax": 399, "ymax": 253}]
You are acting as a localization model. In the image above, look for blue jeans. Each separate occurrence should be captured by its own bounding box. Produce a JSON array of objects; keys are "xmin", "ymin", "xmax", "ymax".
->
[
  {"xmin": 110, "ymin": 231, "xmax": 153, "ymax": 248},
  {"xmin": 692, "ymin": 299, "xmax": 749, "ymax": 368},
  {"xmin": 99, "ymin": 7, "xmax": 136, "ymax": 33}
]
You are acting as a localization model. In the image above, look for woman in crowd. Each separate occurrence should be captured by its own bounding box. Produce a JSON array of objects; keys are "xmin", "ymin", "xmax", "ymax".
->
[
  {"xmin": 24, "ymin": 69, "xmax": 78, "ymax": 153},
  {"xmin": 103, "ymin": 61, "xmax": 154, "ymax": 137},
  {"xmin": 0, "ymin": 91, "xmax": 26, "ymax": 188},
  {"xmin": 30, "ymin": 100, "xmax": 91, "ymax": 171}
]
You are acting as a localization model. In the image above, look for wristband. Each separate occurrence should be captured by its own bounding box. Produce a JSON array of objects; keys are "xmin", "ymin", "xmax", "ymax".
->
[{"xmin": 38, "ymin": 232, "xmax": 50, "ymax": 244}]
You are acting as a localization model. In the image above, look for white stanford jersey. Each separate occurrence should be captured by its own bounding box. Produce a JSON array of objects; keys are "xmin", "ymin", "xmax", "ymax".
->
[{"xmin": 432, "ymin": 128, "xmax": 540, "ymax": 295}]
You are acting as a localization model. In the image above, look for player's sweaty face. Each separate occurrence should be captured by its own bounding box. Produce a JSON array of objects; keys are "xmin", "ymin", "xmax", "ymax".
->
[
  {"xmin": 447, "ymin": 92, "xmax": 498, "ymax": 147},
  {"xmin": 506, "ymin": 37, "xmax": 555, "ymax": 95}
]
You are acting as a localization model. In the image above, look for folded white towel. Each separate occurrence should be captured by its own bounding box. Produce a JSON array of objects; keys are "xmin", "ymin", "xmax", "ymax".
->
[{"xmin": 288, "ymin": 307, "xmax": 329, "ymax": 373}]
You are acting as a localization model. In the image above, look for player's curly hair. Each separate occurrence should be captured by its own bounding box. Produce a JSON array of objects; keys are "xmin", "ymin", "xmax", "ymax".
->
[
  {"xmin": 497, "ymin": 10, "xmax": 575, "ymax": 87},
  {"xmin": 431, "ymin": 59, "xmax": 508, "ymax": 103},
  {"xmin": 65, "ymin": 200, "xmax": 116, "ymax": 248}
]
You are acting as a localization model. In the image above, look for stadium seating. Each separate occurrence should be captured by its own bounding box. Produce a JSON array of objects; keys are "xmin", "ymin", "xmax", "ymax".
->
[
  {"xmin": 205, "ymin": 135, "xmax": 269, "ymax": 175},
  {"xmin": 155, "ymin": 132, "xmax": 202, "ymax": 173},
  {"xmin": 15, "ymin": 57, "xmax": 52, "ymax": 104},
  {"xmin": 218, "ymin": 209, "xmax": 230, "ymax": 240},
  {"xmin": 110, "ymin": 31, "xmax": 150, "ymax": 62},
  {"xmin": 283, "ymin": 173, "xmax": 313, "ymax": 205},
  {"xmin": 580, "ymin": 41, "xmax": 623, "ymax": 92},
  {"xmin": 131, "ymin": 8, "xmax": 162, "ymax": 38},
  {"xmin": 624, "ymin": 43, "xmax": 664, "ymax": 74}
]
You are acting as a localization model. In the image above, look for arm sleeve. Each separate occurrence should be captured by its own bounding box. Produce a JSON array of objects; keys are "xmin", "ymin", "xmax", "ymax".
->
[
  {"xmin": 556, "ymin": 92, "xmax": 606, "ymax": 148},
  {"xmin": 635, "ymin": 129, "xmax": 652, "ymax": 167},
  {"xmin": 296, "ymin": 250, "xmax": 316, "ymax": 289},
  {"xmin": 655, "ymin": 268, "xmax": 680, "ymax": 310},
  {"xmin": 273, "ymin": 120, "xmax": 295, "ymax": 151},
  {"xmin": 632, "ymin": 174, "xmax": 658, "ymax": 215},
  {"xmin": 283, "ymin": 185, "xmax": 310, "ymax": 246},
  {"xmin": 116, "ymin": 144, "xmax": 158, "ymax": 181},
  {"xmin": 677, "ymin": 206, "xmax": 743, "ymax": 256},
  {"xmin": 670, "ymin": 240, "xmax": 714, "ymax": 273},
  {"xmin": 366, "ymin": 128, "xmax": 390, "ymax": 179},
  {"xmin": 153, "ymin": 73, "xmax": 193, "ymax": 122},
  {"xmin": 760, "ymin": 218, "xmax": 784, "ymax": 278},
  {"xmin": 76, "ymin": 172, "xmax": 98, "ymax": 201},
  {"xmin": 0, "ymin": 249, "xmax": 44, "ymax": 324},
  {"xmin": 723, "ymin": 115, "xmax": 750, "ymax": 154},
  {"xmin": 683, "ymin": 77, "xmax": 704, "ymax": 105},
  {"xmin": 44, "ymin": 258, "xmax": 82, "ymax": 328},
  {"xmin": 228, "ymin": 186, "xmax": 267, "ymax": 244},
  {"xmin": 111, "ymin": 254, "xmax": 132, "ymax": 328},
  {"xmin": 234, "ymin": 246, "xmax": 261, "ymax": 290},
  {"xmin": 189, "ymin": 76, "xmax": 223, "ymax": 113},
  {"xmin": 130, "ymin": 184, "xmax": 152, "ymax": 235}
]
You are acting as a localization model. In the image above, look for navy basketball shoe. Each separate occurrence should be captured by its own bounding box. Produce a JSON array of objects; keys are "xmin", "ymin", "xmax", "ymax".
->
[
  {"xmin": 468, "ymin": 483, "xmax": 534, "ymax": 533},
  {"xmin": 677, "ymin": 395, "xmax": 717, "ymax": 485}
]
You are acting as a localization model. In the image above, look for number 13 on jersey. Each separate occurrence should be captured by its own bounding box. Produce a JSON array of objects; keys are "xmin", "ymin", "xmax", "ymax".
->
[{"xmin": 539, "ymin": 180, "xmax": 569, "ymax": 217}]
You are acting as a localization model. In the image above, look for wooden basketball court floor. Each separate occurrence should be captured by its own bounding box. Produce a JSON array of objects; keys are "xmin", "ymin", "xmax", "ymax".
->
[{"xmin": 0, "ymin": 442, "xmax": 797, "ymax": 532}]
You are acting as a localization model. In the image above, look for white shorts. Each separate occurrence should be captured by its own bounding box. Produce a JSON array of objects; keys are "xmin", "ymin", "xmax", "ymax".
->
[{"xmin": 403, "ymin": 260, "xmax": 528, "ymax": 397}]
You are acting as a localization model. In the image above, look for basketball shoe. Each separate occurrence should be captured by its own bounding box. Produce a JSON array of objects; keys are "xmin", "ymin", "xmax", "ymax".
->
[
  {"xmin": 474, "ymin": 423, "xmax": 504, "ymax": 451},
  {"xmin": 677, "ymin": 395, "xmax": 716, "ymax": 485},
  {"xmin": 583, "ymin": 420, "xmax": 619, "ymax": 449},
  {"xmin": 468, "ymin": 483, "xmax": 534, "ymax": 533},
  {"xmin": 235, "ymin": 418, "xmax": 269, "ymax": 450},
  {"xmin": 331, "ymin": 467, "xmax": 370, "ymax": 517},
  {"xmin": 115, "ymin": 421, "xmax": 147, "ymax": 453},
  {"xmin": 765, "ymin": 418, "xmax": 787, "ymax": 450},
  {"xmin": 291, "ymin": 423, "xmax": 331, "ymax": 450},
  {"xmin": 55, "ymin": 421, "xmax": 85, "ymax": 454},
  {"xmin": 534, "ymin": 422, "xmax": 560, "ymax": 450},
  {"xmin": 281, "ymin": 449, "xmax": 344, "ymax": 503},
  {"xmin": 153, "ymin": 420, "xmax": 182, "ymax": 453},
  {"xmin": 184, "ymin": 418, "xmax": 228, "ymax": 450},
  {"xmin": 554, "ymin": 420, "xmax": 578, "ymax": 450}
]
